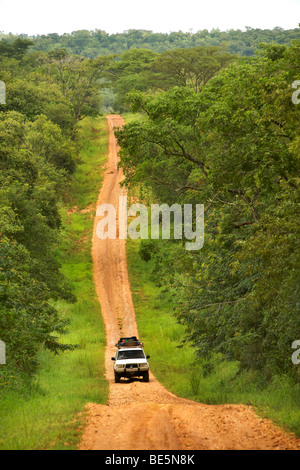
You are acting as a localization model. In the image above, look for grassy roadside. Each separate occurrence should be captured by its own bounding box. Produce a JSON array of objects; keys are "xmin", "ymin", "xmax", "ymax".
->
[
  {"xmin": 126, "ymin": 236, "xmax": 300, "ymax": 437},
  {"xmin": 0, "ymin": 116, "xmax": 109, "ymax": 450}
]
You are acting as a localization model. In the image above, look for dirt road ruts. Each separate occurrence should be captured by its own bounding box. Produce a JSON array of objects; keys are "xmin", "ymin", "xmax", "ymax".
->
[{"xmin": 79, "ymin": 115, "xmax": 300, "ymax": 451}]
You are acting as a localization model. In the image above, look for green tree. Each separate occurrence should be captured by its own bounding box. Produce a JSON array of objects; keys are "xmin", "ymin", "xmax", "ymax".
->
[
  {"xmin": 0, "ymin": 38, "xmax": 33, "ymax": 59},
  {"xmin": 116, "ymin": 43, "xmax": 300, "ymax": 378},
  {"xmin": 106, "ymin": 48, "xmax": 158, "ymax": 111},
  {"xmin": 0, "ymin": 77, "xmax": 74, "ymax": 130},
  {"xmin": 43, "ymin": 49, "xmax": 112, "ymax": 127},
  {"xmin": 0, "ymin": 238, "xmax": 74, "ymax": 377},
  {"xmin": 147, "ymin": 46, "xmax": 235, "ymax": 92}
]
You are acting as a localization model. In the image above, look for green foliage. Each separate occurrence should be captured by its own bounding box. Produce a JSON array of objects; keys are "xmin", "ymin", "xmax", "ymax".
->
[
  {"xmin": 0, "ymin": 239, "xmax": 75, "ymax": 376},
  {"xmin": 0, "ymin": 38, "xmax": 33, "ymax": 59},
  {"xmin": 0, "ymin": 109, "xmax": 76, "ymax": 378},
  {"xmin": 108, "ymin": 46, "xmax": 235, "ymax": 110},
  {"xmin": 3, "ymin": 28, "xmax": 299, "ymax": 58},
  {"xmin": 106, "ymin": 48, "xmax": 158, "ymax": 111},
  {"xmin": 127, "ymin": 234, "xmax": 300, "ymax": 436},
  {"xmin": 139, "ymin": 239, "xmax": 158, "ymax": 262},
  {"xmin": 146, "ymin": 46, "xmax": 235, "ymax": 92},
  {"xmin": 117, "ymin": 41, "xmax": 300, "ymax": 379},
  {"xmin": 1, "ymin": 78, "xmax": 74, "ymax": 130},
  {"xmin": 0, "ymin": 117, "xmax": 109, "ymax": 450},
  {"xmin": 40, "ymin": 50, "xmax": 111, "ymax": 126},
  {"xmin": 0, "ymin": 44, "xmax": 104, "ymax": 385}
]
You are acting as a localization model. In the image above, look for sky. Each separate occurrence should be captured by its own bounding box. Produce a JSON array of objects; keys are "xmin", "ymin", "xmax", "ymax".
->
[{"xmin": 0, "ymin": 0, "xmax": 299, "ymax": 35}]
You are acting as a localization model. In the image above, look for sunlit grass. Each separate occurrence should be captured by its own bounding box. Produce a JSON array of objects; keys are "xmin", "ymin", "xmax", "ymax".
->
[
  {"xmin": 126, "ymin": 235, "xmax": 300, "ymax": 437},
  {"xmin": 0, "ymin": 116, "xmax": 109, "ymax": 450}
]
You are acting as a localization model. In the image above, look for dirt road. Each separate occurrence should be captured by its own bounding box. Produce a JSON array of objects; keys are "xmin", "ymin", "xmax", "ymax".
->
[{"xmin": 79, "ymin": 115, "xmax": 300, "ymax": 451}]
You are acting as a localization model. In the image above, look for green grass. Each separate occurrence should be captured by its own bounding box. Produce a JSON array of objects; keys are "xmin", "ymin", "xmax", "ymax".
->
[
  {"xmin": 0, "ymin": 116, "xmax": 109, "ymax": 450},
  {"xmin": 126, "ymin": 235, "xmax": 300, "ymax": 437},
  {"xmin": 1, "ymin": 113, "xmax": 299, "ymax": 449}
]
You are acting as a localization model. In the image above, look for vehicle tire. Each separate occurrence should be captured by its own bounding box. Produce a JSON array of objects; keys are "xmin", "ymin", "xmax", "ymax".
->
[
  {"xmin": 114, "ymin": 372, "xmax": 121, "ymax": 383},
  {"xmin": 143, "ymin": 370, "xmax": 149, "ymax": 382}
]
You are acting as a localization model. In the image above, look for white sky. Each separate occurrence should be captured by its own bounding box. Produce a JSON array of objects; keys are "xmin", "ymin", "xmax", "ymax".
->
[{"xmin": 0, "ymin": 0, "xmax": 299, "ymax": 35}]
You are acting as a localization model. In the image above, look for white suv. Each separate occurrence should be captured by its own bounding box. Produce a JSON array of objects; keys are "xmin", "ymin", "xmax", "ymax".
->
[{"xmin": 111, "ymin": 337, "xmax": 150, "ymax": 383}]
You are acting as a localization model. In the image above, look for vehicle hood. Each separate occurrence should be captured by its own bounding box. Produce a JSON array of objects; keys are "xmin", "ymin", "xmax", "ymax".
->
[{"xmin": 116, "ymin": 358, "xmax": 148, "ymax": 365}]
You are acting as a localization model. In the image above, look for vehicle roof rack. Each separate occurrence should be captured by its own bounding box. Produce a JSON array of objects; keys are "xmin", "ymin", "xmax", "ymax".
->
[{"xmin": 115, "ymin": 336, "xmax": 144, "ymax": 348}]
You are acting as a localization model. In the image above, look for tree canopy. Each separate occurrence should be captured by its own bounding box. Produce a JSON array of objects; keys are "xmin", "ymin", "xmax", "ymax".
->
[
  {"xmin": 2, "ymin": 27, "xmax": 299, "ymax": 58},
  {"xmin": 116, "ymin": 40, "xmax": 300, "ymax": 378},
  {"xmin": 0, "ymin": 43, "xmax": 105, "ymax": 385}
]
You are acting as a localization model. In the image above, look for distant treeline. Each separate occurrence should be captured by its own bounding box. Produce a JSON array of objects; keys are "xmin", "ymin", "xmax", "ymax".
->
[{"xmin": 1, "ymin": 27, "xmax": 300, "ymax": 57}]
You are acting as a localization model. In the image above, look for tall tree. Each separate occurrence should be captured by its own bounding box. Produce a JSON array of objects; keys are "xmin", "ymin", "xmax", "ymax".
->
[
  {"xmin": 43, "ymin": 49, "xmax": 112, "ymax": 127},
  {"xmin": 147, "ymin": 46, "xmax": 235, "ymax": 92},
  {"xmin": 116, "ymin": 42, "xmax": 300, "ymax": 377}
]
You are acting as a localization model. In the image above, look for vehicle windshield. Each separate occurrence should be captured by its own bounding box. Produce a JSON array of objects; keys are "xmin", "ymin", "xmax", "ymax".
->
[{"xmin": 117, "ymin": 350, "xmax": 145, "ymax": 360}]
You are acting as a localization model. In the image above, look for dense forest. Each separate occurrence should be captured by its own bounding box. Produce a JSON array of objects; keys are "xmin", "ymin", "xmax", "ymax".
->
[
  {"xmin": 0, "ymin": 40, "xmax": 109, "ymax": 387},
  {"xmin": 0, "ymin": 27, "xmax": 299, "ymax": 395},
  {"xmin": 116, "ymin": 40, "xmax": 300, "ymax": 379},
  {"xmin": 1, "ymin": 27, "xmax": 300, "ymax": 57}
]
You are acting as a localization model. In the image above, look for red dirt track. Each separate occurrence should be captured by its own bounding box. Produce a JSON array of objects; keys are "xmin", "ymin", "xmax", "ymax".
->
[{"xmin": 79, "ymin": 115, "xmax": 300, "ymax": 451}]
